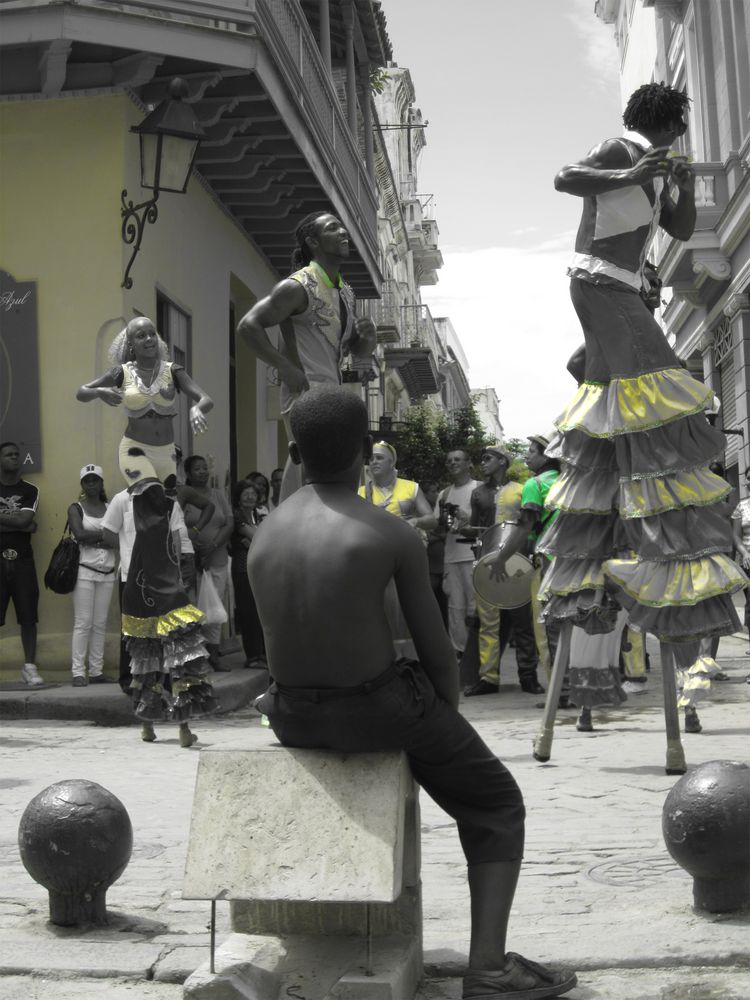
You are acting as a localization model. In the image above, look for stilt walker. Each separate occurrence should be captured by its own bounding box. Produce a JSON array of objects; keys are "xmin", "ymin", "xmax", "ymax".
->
[{"xmin": 533, "ymin": 83, "xmax": 746, "ymax": 773}]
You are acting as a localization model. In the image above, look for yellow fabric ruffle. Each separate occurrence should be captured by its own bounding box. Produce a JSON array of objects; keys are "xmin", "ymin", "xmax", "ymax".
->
[
  {"xmin": 604, "ymin": 553, "xmax": 746, "ymax": 608},
  {"xmin": 122, "ymin": 604, "xmax": 204, "ymax": 638},
  {"xmin": 619, "ymin": 467, "xmax": 731, "ymax": 518},
  {"xmin": 537, "ymin": 559, "xmax": 606, "ymax": 599},
  {"xmin": 556, "ymin": 368, "xmax": 714, "ymax": 438},
  {"xmin": 677, "ymin": 655, "xmax": 720, "ymax": 708},
  {"xmin": 546, "ymin": 465, "xmax": 619, "ymax": 515}
]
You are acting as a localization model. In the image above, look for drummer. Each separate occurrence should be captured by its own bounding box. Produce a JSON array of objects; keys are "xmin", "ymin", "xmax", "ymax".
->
[
  {"xmin": 483, "ymin": 434, "xmax": 565, "ymax": 702},
  {"xmin": 463, "ymin": 446, "xmax": 544, "ymax": 696}
]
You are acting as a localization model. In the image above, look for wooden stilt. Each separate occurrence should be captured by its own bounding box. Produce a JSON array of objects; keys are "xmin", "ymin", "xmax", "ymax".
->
[
  {"xmin": 533, "ymin": 621, "xmax": 572, "ymax": 762},
  {"xmin": 660, "ymin": 641, "xmax": 687, "ymax": 775}
]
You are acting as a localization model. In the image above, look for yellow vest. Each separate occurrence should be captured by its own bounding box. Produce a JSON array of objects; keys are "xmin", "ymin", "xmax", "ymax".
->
[
  {"xmin": 495, "ymin": 481, "xmax": 523, "ymax": 524},
  {"xmin": 359, "ymin": 477, "xmax": 419, "ymax": 519}
]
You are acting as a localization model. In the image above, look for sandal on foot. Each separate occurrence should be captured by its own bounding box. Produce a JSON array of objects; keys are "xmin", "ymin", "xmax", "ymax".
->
[
  {"xmin": 179, "ymin": 729, "xmax": 198, "ymax": 748},
  {"xmin": 684, "ymin": 708, "xmax": 702, "ymax": 734},
  {"xmin": 576, "ymin": 710, "xmax": 593, "ymax": 733},
  {"xmin": 463, "ymin": 952, "xmax": 577, "ymax": 999}
]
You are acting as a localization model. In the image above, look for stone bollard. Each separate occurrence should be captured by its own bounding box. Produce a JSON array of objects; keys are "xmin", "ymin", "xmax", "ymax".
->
[
  {"xmin": 18, "ymin": 779, "xmax": 133, "ymax": 926},
  {"xmin": 662, "ymin": 759, "xmax": 750, "ymax": 913}
]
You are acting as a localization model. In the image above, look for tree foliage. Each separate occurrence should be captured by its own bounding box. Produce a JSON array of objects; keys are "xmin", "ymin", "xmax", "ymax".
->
[
  {"xmin": 395, "ymin": 398, "xmax": 495, "ymax": 487},
  {"xmin": 504, "ymin": 437, "xmax": 532, "ymax": 485}
]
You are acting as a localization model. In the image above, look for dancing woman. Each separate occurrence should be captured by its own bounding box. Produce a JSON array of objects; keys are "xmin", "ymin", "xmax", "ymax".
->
[{"xmin": 77, "ymin": 317, "xmax": 217, "ymax": 745}]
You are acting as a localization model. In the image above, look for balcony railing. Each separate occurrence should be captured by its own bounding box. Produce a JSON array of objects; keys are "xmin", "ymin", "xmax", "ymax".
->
[
  {"xmin": 401, "ymin": 303, "xmax": 444, "ymax": 356},
  {"xmin": 1, "ymin": 0, "xmax": 377, "ymax": 256},
  {"xmin": 359, "ymin": 279, "xmax": 401, "ymax": 343},
  {"xmin": 258, "ymin": 0, "xmax": 377, "ymax": 247}
]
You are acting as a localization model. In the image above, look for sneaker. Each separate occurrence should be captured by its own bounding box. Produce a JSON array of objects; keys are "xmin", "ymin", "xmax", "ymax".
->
[
  {"xmin": 72, "ymin": 676, "xmax": 87, "ymax": 687},
  {"xmin": 463, "ymin": 952, "xmax": 577, "ymax": 999},
  {"xmin": 622, "ymin": 679, "xmax": 648, "ymax": 694},
  {"xmin": 21, "ymin": 664, "xmax": 44, "ymax": 686},
  {"xmin": 519, "ymin": 677, "xmax": 545, "ymax": 694},
  {"xmin": 88, "ymin": 674, "xmax": 115, "ymax": 684}
]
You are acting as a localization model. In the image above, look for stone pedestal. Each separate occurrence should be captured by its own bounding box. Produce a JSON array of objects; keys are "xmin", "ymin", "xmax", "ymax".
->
[{"xmin": 182, "ymin": 748, "xmax": 422, "ymax": 999}]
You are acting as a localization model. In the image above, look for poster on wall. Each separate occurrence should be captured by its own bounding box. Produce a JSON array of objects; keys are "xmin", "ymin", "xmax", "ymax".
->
[{"xmin": 0, "ymin": 270, "xmax": 42, "ymax": 471}]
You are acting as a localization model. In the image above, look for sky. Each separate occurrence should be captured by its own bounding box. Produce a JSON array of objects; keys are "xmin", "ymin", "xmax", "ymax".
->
[{"xmin": 382, "ymin": 0, "xmax": 626, "ymax": 441}]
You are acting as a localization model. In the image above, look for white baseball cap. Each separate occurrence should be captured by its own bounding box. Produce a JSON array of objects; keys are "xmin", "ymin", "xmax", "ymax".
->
[{"xmin": 80, "ymin": 463, "xmax": 104, "ymax": 480}]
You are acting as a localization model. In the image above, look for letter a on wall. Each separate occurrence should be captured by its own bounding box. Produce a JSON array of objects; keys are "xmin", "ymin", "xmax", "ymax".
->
[{"xmin": 0, "ymin": 270, "xmax": 42, "ymax": 470}]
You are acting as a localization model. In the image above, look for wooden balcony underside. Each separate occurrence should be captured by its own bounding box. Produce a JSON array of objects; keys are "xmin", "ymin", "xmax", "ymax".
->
[{"xmin": 0, "ymin": 0, "xmax": 381, "ymax": 294}]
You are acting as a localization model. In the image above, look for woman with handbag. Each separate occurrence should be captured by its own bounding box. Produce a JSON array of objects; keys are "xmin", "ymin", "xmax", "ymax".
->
[{"xmin": 67, "ymin": 464, "xmax": 117, "ymax": 687}]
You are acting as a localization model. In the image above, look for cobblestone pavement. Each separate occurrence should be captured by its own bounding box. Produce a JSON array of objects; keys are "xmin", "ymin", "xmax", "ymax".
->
[{"xmin": 0, "ymin": 634, "xmax": 748, "ymax": 998}]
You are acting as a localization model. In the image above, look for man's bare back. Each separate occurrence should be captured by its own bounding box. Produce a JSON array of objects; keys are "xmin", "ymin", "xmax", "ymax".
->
[{"xmin": 249, "ymin": 482, "xmax": 457, "ymax": 701}]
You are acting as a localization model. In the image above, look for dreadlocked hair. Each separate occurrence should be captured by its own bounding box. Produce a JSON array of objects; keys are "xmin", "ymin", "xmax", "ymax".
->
[
  {"xmin": 623, "ymin": 82, "xmax": 690, "ymax": 132},
  {"xmin": 290, "ymin": 211, "xmax": 331, "ymax": 271}
]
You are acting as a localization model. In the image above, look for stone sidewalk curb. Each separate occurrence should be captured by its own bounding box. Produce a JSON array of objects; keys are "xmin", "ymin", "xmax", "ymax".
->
[{"xmin": 0, "ymin": 660, "xmax": 269, "ymax": 725}]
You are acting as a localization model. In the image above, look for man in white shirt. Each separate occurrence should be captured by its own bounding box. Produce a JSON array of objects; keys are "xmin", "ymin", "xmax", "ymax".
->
[
  {"xmin": 433, "ymin": 450, "xmax": 481, "ymax": 657},
  {"xmin": 102, "ymin": 488, "xmax": 194, "ymax": 692}
]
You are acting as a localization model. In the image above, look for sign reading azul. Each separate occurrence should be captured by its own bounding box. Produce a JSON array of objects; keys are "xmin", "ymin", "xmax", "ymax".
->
[{"xmin": 0, "ymin": 270, "xmax": 42, "ymax": 470}]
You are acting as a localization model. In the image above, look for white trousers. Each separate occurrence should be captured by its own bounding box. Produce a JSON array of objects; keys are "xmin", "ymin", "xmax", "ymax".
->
[
  {"xmin": 71, "ymin": 576, "xmax": 116, "ymax": 677},
  {"xmin": 443, "ymin": 561, "xmax": 475, "ymax": 653}
]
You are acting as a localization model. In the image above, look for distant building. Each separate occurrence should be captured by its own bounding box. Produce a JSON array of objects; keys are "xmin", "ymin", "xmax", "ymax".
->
[
  {"xmin": 434, "ymin": 317, "xmax": 472, "ymax": 412},
  {"xmin": 472, "ymin": 387, "xmax": 505, "ymax": 444},
  {"xmin": 596, "ymin": 0, "xmax": 750, "ymax": 485},
  {"xmin": 358, "ymin": 62, "xmax": 471, "ymax": 432}
]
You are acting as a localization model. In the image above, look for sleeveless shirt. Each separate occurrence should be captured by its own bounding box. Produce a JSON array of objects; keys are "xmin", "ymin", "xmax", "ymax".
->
[{"xmin": 279, "ymin": 261, "xmax": 356, "ymax": 412}]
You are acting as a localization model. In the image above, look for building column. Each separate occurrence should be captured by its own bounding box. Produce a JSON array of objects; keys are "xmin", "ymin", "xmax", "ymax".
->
[
  {"xmin": 360, "ymin": 60, "xmax": 374, "ymax": 178},
  {"xmin": 343, "ymin": 3, "xmax": 357, "ymax": 137},
  {"xmin": 318, "ymin": 0, "xmax": 332, "ymax": 79},
  {"xmin": 728, "ymin": 293, "xmax": 750, "ymax": 473}
]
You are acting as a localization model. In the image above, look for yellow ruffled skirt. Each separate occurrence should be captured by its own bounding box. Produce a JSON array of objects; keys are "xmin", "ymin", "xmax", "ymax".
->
[{"xmin": 538, "ymin": 367, "xmax": 747, "ymax": 685}]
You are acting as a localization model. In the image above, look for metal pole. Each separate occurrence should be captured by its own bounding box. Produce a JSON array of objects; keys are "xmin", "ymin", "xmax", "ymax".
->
[
  {"xmin": 365, "ymin": 902, "xmax": 373, "ymax": 976},
  {"xmin": 533, "ymin": 621, "xmax": 572, "ymax": 762},
  {"xmin": 660, "ymin": 642, "xmax": 687, "ymax": 775}
]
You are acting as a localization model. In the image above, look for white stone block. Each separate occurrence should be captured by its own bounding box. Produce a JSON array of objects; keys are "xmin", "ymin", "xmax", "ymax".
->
[{"xmin": 183, "ymin": 748, "xmax": 411, "ymax": 903}]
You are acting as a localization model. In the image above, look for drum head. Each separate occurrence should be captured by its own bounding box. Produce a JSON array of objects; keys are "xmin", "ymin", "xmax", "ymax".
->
[{"xmin": 473, "ymin": 552, "xmax": 534, "ymax": 609}]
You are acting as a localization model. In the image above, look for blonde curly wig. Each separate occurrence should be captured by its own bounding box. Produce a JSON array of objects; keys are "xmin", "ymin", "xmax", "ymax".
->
[{"xmin": 108, "ymin": 317, "xmax": 170, "ymax": 366}]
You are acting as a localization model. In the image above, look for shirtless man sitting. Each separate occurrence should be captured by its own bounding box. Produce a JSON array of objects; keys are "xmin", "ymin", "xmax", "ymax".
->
[{"xmin": 249, "ymin": 386, "xmax": 576, "ymax": 1000}]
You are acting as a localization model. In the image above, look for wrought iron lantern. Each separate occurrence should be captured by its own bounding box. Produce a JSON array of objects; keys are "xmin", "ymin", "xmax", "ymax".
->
[{"xmin": 120, "ymin": 78, "xmax": 205, "ymax": 288}]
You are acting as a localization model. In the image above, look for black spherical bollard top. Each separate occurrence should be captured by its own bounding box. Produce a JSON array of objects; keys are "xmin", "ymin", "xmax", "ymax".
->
[
  {"xmin": 18, "ymin": 779, "xmax": 133, "ymax": 926},
  {"xmin": 662, "ymin": 759, "xmax": 750, "ymax": 914}
]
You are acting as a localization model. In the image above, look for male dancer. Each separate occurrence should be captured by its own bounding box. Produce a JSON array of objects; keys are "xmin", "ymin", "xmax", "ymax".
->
[
  {"xmin": 237, "ymin": 211, "xmax": 376, "ymax": 499},
  {"xmin": 250, "ymin": 387, "xmax": 576, "ymax": 1000}
]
